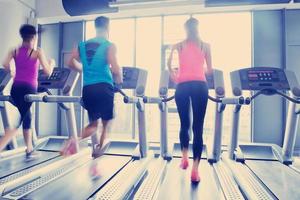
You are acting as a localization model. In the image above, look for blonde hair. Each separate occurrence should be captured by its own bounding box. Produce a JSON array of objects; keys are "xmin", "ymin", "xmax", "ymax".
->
[{"xmin": 184, "ymin": 17, "xmax": 200, "ymax": 42}]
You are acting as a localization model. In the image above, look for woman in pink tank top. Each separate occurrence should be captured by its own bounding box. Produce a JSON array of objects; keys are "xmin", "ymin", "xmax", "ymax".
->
[
  {"xmin": 0, "ymin": 24, "xmax": 54, "ymax": 159},
  {"xmin": 168, "ymin": 17, "xmax": 213, "ymax": 183}
]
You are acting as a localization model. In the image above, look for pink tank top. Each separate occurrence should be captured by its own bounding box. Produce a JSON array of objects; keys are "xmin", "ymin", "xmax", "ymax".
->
[
  {"xmin": 14, "ymin": 46, "xmax": 39, "ymax": 88},
  {"xmin": 177, "ymin": 41, "xmax": 206, "ymax": 83}
]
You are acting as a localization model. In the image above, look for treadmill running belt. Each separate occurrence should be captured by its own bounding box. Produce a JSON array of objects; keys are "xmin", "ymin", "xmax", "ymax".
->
[
  {"xmin": 0, "ymin": 151, "xmax": 60, "ymax": 178},
  {"xmin": 157, "ymin": 159, "xmax": 223, "ymax": 200},
  {"xmin": 22, "ymin": 155, "xmax": 131, "ymax": 200},
  {"xmin": 246, "ymin": 160, "xmax": 300, "ymax": 200}
]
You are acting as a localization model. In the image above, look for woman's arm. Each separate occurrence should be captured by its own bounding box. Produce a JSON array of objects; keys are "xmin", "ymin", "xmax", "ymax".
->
[
  {"xmin": 204, "ymin": 43, "xmax": 213, "ymax": 75},
  {"xmin": 37, "ymin": 48, "xmax": 55, "ymax": 76},
  {"xmin": 68, "ymin": 46, "xmax": 82, "ymax": 72},
  {"xmin": 2, "ymin": 50, "xmax": 14, "ymax": 72},
  {"xmin": 167, "ymin": 44, "xmax": 177, "ymax": 71},
  {"xmin": 108, "ymin": 44, "xmax": 122, "ymax": 84},
  {"xmin": 167, "ymin": 44, "xmax": 179, "ymax": 82}
]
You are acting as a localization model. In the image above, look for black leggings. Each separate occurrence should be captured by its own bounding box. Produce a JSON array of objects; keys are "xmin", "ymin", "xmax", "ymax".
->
[
  {"xmin": 11, "ymin": 84, "xmax": 37, "ymax": 129},
  {"xmin": 175, "ymin": 81, "xmax": 208, "ymax": 161}
]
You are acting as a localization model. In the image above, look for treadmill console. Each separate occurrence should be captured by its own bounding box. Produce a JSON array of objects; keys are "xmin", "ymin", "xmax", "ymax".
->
[
  {"xmin": 121, "ymin": 67, "xmax": 148, "ymax": 96},
  {"xmin": 0, "ymin": 68, "xmax": 12, "ymax": 93},
  {"xmin": 235, "ymin": 67, "xmax": 290, "ymax": 91},
  {"xmin": 38, "ymin": 68, "xmax": 79, "ymax": 94}
]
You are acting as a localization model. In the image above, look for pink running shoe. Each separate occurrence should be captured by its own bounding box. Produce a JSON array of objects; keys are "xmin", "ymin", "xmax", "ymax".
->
[
  {"xmin": 180, "ymin": 158, "xmax": 189, "ymax": 169},
  {"xmin": 89, "ymin": 162, "xmax": 101, "ymax": 178},
  {"xmin": 60, "ymin": 138, "xmax": 78, "ymax": 156},
  {"xmin": 191, "ymin": 169, "xmax": 200, "ymax": 183}
]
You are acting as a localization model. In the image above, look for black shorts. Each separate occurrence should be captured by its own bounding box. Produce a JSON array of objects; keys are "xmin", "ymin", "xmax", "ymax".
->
[
  {"xmin": 82, "ymin": 82, "xmax": 114, "ymax": 122},
  {"xmin": 11, "ymin": 83, "xmax": 37, "ymax": 129}
]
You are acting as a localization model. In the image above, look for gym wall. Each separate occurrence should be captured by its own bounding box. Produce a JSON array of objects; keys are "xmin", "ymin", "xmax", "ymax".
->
[
  {"xmin": 37, "ymin": 24, "xmax": 60, "ymax": 136},
  {"xmin": 252, "ymin": 9, "xmax": 300, "ymax": 150},
  {"xmin": 252, "ymin": 10, "xmax": 285, "ymax": 145}
]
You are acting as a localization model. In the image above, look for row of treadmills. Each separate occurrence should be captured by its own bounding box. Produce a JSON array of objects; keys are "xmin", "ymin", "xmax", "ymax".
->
[{"xmin": 0, "ymin": 66, "xmax": 300, "ymax": 199}]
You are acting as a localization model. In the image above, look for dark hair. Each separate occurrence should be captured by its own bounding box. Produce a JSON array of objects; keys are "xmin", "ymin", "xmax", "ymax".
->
[
  {"xmin": 19, "ymin": 24, "xmax": 37, "ymax": 42},
  {"xmin": 95, "ymin": 16, "xmax": 109, "ymax": 30}
]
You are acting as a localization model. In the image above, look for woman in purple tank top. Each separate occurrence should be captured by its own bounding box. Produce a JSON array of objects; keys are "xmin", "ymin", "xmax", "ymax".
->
[{"xmin": 0, "ymin": 24, "xmax": 54, "ymax": 159}]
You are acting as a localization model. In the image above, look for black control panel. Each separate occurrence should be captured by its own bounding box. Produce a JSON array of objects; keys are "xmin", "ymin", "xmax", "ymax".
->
[
  {"xmin": 38, "ymin": 67, "xmax": 79, "ymax": 94},
  {"xmin": 0, "ymin": 69, "xmax": 11, "ymax": 92},
  {"xmin": 121, "ymin": 67, "xmax": 145, "ymax": 89},
  {"xmin": 239, "ymin": 67, "xmax": 290, "ymax": 90},
  {"xmin": 168, "ymin": 73, "xmax": 215, "ymax": 89},
  {"xmin": 38, "ymin": 68, "xmax": 72, "ymax": 90}
]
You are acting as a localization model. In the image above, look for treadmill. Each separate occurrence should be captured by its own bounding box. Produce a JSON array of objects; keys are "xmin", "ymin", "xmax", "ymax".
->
[
  {"xmin": 0, "ymin": 67, "xmax": 91, "ymax": 196},
  {"xmin": 226, "ymin": 67, "xmax": 300, "ymax": 199},
  {"xmin": 1, "ymin": 67, "xmax": 153, "ymax": 200},
  {"xmin": 132, "ymin": 69, "xmax": 245, "ymax": 200}
]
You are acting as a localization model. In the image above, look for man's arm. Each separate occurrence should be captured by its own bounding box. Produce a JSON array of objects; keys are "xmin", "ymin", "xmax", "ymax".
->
[
  {"xmin": 68, "ymin": 46, "xmax": 83, "ymax": 72},
  {"xmin": 108, "ymin": 44, "xmax": 122, "ymax": 84}
]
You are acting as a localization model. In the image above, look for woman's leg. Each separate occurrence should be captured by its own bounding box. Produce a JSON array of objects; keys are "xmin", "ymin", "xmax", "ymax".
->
[
  {"xmin": 7, "ymin": 84, "xmax": 36, "ymax": 154},
  {"xmin": 190, "ymin": 82, "xmax": 208, "ymax": 182},
  {"xmin": 175, "ymin": 84, "xmax": 191, "ymax": 169},
  {"xmin": 0, "ymin": 128, "xmax": 18, "ymax": 151},
  {"xmin": 22, "ymin": 109, "xmax": 34, "ymax": 153},
  {"xmin": 23, "ymin": 129, "xmax": 33, "ymax": 152}
]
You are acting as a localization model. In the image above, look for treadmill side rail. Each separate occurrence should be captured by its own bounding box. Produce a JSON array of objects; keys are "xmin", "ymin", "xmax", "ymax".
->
[
  {"xmin": 0, "ymin": 148, "xmax": 91, "ymax": 197},
  {"xmin": 223, "ymin": 158, "xmax": 276, "ymax": 200},
  {"xmin": 133, "ymin": 159, "xmax": 168, "ymax": 200},
  {"xmin": 91, "ymin": 156, "xmax": 152, "ymax": 200},
  {"xmin": 213, "ymin": 162, "xmax": 245, "ymax": 200}
]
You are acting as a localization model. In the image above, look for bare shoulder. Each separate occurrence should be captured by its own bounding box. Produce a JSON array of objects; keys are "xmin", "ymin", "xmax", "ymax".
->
[
  {"xmin": 36, "ymin": 47, "xmax": 44, "ymax": 55},
  {"xmin": 201, "ymin": 42, "xmax": 211, "ymax": 54},
  {"xmin": 172, "ymin": 41, "xmax": 185, "ymax": 51},
  {"xmin": 202, "ymin": 42, "xmax": 210, "ymax": 49},
  {"xmin": 109, "ymin": 42, "xmax": 116, "ymax": 49}
]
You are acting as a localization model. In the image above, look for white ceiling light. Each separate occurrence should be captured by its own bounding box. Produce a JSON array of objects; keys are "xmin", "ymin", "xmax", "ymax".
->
[{"xmin": 109, "ymin": 0, "xmax": 203, "ymax": 8}]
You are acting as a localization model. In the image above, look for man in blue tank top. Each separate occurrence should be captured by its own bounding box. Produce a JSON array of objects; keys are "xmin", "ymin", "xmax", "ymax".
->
[{"xmin": 62, "ymin": 16, "xmax": 122, "ymax": 176}]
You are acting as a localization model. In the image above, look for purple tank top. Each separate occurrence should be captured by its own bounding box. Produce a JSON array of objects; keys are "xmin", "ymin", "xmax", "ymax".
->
[{"xmin": 14, "ymin": 46, "xmax": 39, "ymax": 88}]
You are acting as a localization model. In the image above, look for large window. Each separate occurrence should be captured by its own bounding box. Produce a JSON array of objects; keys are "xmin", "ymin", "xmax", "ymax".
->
[
  {"xmin": 136, "ymin": 17, "xmax": 162, "ymax": 141},
  {"xmin": 194, "ymin": 13, "xmax": 252, "ymax": 143},
  {"xmin": 85, "ymin": 12, "xmax": 252, "ymax": 143}
]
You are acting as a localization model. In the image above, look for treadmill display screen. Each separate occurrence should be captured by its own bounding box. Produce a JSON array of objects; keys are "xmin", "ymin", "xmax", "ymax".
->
[
  {"xmin": 247, "ymin": 70, "xmax": 279, "ymax": 82},
  {"xmin": 121, "ymin": 67, "xmax": 140, "ymax": 89},
  {"xmin": 37, "ymin": 67, "xmax": 77, "ymax": 92}
]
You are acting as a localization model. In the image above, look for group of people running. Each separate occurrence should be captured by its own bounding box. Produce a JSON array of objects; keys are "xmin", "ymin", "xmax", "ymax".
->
[{"xmin": 0, "ymin": 16, "xmax": 212, "ymax": 183}]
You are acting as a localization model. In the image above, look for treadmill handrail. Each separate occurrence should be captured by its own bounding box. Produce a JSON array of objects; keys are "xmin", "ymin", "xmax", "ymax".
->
[
  {"xmin": 24, "ymin": 94, "xmax": 45, "ymax": 102},
  {"xmin": 0, "ymin": 95, "xmax": 11, "ymax": 102},
  {"xmin": 43, "ymin": 95, "xmax": 81, "ymax": 103},
  {"xmin": 143, "ymin": 95, "xmax": 244, "ymax": 105},
  {"xmin": 248, "ymin": 89, "xmax": 300, "ymax": 104},
  {"xmin": 114, "ymin": 87, "xmax": 142, "ymax": 104},
  {"xmin": 25, "ymin": 94, "xmax": 70, "ymax": 110}
]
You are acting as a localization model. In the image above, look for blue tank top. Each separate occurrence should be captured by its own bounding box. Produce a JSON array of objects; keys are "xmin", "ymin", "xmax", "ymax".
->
[{"xmin": 79, "ymin": 37, "xmax": 113, "ymax": 86}]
